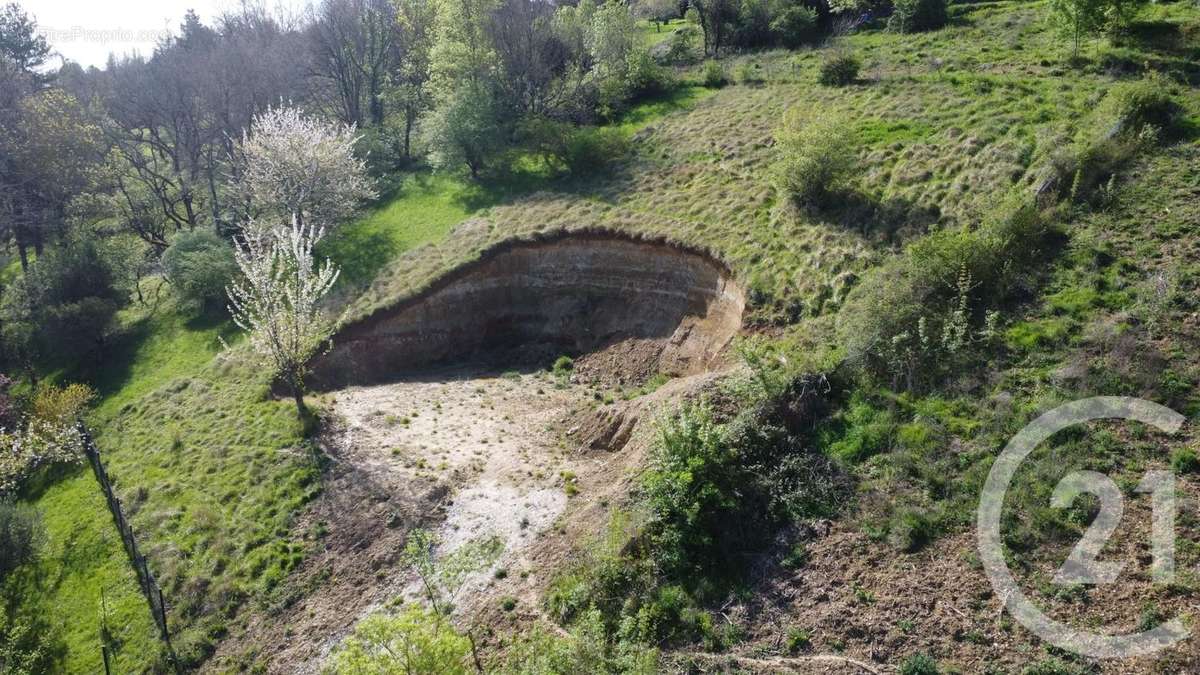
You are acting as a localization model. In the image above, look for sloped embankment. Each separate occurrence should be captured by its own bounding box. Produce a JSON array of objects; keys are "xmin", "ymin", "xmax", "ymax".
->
[{"xmin": 309, "ymin": 230, "xmax": 746, "ymax": 388}]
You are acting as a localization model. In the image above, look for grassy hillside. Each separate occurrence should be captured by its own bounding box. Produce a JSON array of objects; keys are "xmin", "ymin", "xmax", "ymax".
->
[{"xmin": 13, "ymin": 0, "xmax": 1200, "ymax": 671}]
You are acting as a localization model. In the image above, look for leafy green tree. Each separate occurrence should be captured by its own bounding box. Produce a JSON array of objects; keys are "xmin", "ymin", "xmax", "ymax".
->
[
  {"xmin": 429, "ymin": 0, "xmax": 500, "ymax": 93},
  {"xmin": 0, "ymin": 89, "xmax": 105, "ymax": 270},
  {"xmin": 1050, "ymin": 0, "xmax": 1106, "ymax": 58},
  {"xmin": 0, "ymin": 3, "xmax": 50, "ymax": 81},
  {"xmin": 389, "ymin": 0, "xmax": 438, "ymax": 160},
  {"xmin": 323, "ymin": 606, "xmax": 473, "ymax": 675},
  {"xmin": 423, "ymin": 81, "xmax": 505, "ymax": 179},
  {"xmin": 769, "ymin": 2, "xmax": 818, "ymax": 47},
  {"xmin": 0, "ymin": 238, "xmax": 125, "ymax": 365},
  {"xmin": 0, "ymin": 502, "xmax": 42, "ymax": 574},
  {"xmin": 888, "ymin": 0, "xmax": 948, "ymax": 33}
]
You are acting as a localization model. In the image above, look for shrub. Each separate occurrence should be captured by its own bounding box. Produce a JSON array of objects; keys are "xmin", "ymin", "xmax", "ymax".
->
[
  {"xmin": 900, "ymin": 652, "xmax": 940, "ymax": 675},
  {"xmin": 162, "ymin": 230, "xmax": 238, "ymax": 314},
  {"xmin": 521, "ymin": 120, "xmax": 630, "ymax": 177},
  {"xmin": 644, "ymin": 386, "xmax": 848, "ymax": 584},
  {"xmin": 1171, "ymin": 447, "xmax": 1200, "ymax": 474},
  {"xmin": 770, "ymin": 5, "xmax": 819, "ymax": 48},
  {"xmin": 552, "ymin": 355, "xmax": 574, "ymax": 374},
  {"xmin": 424, "ymin": 81, "xmax": 505, "ymax": 179},
  {"xmin": 838, "ymin": 198, "xmax": 1051, "ymax": 390},
  {"xmin": 563, "ymin": 127, "xmax": 631, "ymax": 176},
  {"xmin": 661, "ymin": 25, "xmax": 701, "ymax": 64},
  {"xmin": 888, "ymin": 509, "xmax": 937, "ymax": 552},
  {"xmin": 625, "ymin": 48, "xmax": 674, "ymax": 101},
  {"xmin": 888, "ymin": 0, "xmax": 948, "ymax": 33},
  {"xmin": 772, "ymin": 107, "xmax": 859, "ymax": 207},
  {"xmin": 736, "ymin": 61, "xmax": 766, "ymax": 84},
  {"xmin": 643, "ymin": 402, "xmax": 744, "ymax": 580},
  {"xmin": 701, "ymin": 60, "xmax": 727, "ymax": 88},
  {"xmin": 0, "ymin": 382, "xmax": 94, "ymax": 496},
  {"xmin": 818, "ymin": 49, "xmax": 861, "ymax": 86},
  {"xmin": 0, "ymin": 238, "xmax": 125, "ymax": 362},
  {"xmin": 506, "ymin": 608, "xmax": 658, "ymax": 674},
  {"xmin": 785, "ymin": 627, "xmax": 811, "ymax": 653},
  {"xmin": 325, "ymin": 606, "xmax": 472, "ymax": 674},
  {"xmin": 0, "ymin": 502, "xmax": 44, "ymax": 575},
  {"xmin": 1096, "ymin": 73, "xmax": 1180, "ymax": 135}
]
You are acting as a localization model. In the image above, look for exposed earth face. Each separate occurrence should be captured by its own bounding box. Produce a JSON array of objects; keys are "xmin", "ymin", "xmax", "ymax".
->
[{"xmin": 308, "ymin": 231, "xmax": 746, "ymax": 390}]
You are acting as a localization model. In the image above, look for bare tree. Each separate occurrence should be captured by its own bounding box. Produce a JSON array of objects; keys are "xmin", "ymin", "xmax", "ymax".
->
[
  {"xmin": 226, "ymin": 215, "xmax": 340, "ymax": 417},
  {"xmin": 237, "ymin": 105, "xmax": 376, "ymax": 230},
  {"xmin": 309, "ymin": 0, "xmax": 398, "ymax": 127}
]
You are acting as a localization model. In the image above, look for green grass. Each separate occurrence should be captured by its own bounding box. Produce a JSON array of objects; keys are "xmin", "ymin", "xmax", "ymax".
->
[
  {"xmin": 13, "ymin": 175, "xmax": 466, "ymax": 670},
  {"xmin": 5, "ymin": 472, "xmax": 163, "ymax": 674},
  {"xmin": 614, "ymin": 84, "xmax": 717, "ymax": 135},
  {"xmin": 321, "ymin": 173, "xmax": 504, "ymax": 288},
  {"xmin": 636, "ymin": 18, "xmax": 687, "ymax": 49},
  {"xmin": 12, "ymin": 0, "xmax": 1200, "ymax": 670}
]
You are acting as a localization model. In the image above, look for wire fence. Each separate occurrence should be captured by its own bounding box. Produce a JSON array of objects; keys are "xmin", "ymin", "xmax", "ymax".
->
[{"xmin": 79, "ymin": 422, "xmax": 180, "ymax": 672}]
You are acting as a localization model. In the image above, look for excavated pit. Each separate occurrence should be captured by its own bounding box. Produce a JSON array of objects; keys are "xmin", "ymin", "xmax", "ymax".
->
[{"xmin": 309, "ymin": 231, "xmax": 745, "ymax": 389}]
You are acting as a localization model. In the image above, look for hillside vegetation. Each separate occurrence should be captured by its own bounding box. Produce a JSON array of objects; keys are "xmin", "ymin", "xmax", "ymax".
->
[{"xmin": 1, "ymin": 0, "xmax": 1198, "ymax": 673}]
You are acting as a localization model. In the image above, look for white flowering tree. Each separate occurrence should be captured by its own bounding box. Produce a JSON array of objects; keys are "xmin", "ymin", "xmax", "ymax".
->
[
  {"xmin": 0, "ymin": 383, "xmax": 94, "ymax": 497},
  {"xmin": 227, "ymin": 216, "xmax": 340, "ymax": 417},
  {"xmin": 237, "ymin": 105, "xmax": 376, "ymax": 231}
]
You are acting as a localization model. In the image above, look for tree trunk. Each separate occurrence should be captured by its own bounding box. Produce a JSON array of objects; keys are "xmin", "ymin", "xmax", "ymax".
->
[
  {"xmin": 291, "ymin": 385, "xmax": 307, "ymax": 418},
  {"xmin": 404, "ymin": 111, "xmax": 414, "ymax": 160}
]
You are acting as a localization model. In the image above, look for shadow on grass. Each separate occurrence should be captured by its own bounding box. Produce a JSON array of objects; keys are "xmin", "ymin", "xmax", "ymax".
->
[{"xmin": 803, "ymin": 189, "xmax": 943, "ymax": 244}]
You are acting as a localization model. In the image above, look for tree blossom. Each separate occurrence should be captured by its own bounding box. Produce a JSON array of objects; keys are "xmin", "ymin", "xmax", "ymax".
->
[
  {"xmin": 227, "ymin": 215, "xmax": 340, "ymax": 416},
  {"xmin": 237, "ymin": 105, "xmax": 376, "ymax": 231}
]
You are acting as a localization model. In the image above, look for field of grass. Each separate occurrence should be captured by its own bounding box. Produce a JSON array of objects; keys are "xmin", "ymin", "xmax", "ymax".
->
[{"xmin": 12, "ymin": 0, "xmax": 1200, "ymax": 671}]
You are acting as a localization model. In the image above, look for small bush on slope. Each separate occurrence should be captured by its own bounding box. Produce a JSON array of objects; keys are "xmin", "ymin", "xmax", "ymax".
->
[
  {"xmin": 324, "ymin": 605, "xmax": 472, "ymax": 675},
  {"xmin": 504, "ymin": 608, "xmax": 657, "ymax": 675},
  {"xmin": 772, "ymin": 107, "xmax": 859, "ymax": 207},
  {"xmin": 837, "ymin": 197, "xmax": 1052, "ymax": 391},
  {"xmin": 0, "ymin": 502, "xmax": 43, "ymax": 576},
  {"xmin": 818, "ymin": 49, "xmax": 861, "ymax": 86},
  {"xmin": 889, "ymin": 0, "xmax": 948, "ymax": 34},
  {"xmin": 162, "ymin": 230, "xmax": 238, "ymax": 315}
]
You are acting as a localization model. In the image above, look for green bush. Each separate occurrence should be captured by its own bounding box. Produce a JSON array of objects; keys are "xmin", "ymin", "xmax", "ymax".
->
[
  {"xmin": 899, "ymin": 652, "xmax": 940, "ymax": 675},
  {"xmin": 563, "ymin": 127, "xmax": 631, "ymax": 176},
  {"xmin": 0, "ymin": 502, "xmax": 43, "ymax": 575},
  {"xmin": 838, "ymin": 198, "xmax": 1051, "ymax": 390},
  {"xmin": 644, "ymin": 389, "xmax": 847, "ymax": 583},
  {"xmin": 506, "ymin": 608, "xmax": 658, "ymax": 674},
  {"xmin": 0, "ymin": 238, "xmax": 125, "ymax": 363},
  {"xmin": 1096, "ymin": 73, "xmax": 1180, "ymax": 135},
  {"xmin": 736, "ymin": 61, "xmax": 766, "ymax": 84},
  {"xmin": 818, "ymin": 49, "xmax": 861, "ymax": 86},
  {"xmin": 772, "ymin": 108, "xmax": 859, "ymax": 207},
  {"xmin": 662, "ymin": 25, "xmax": 701, "ymax": 65},
  {"xmin": 162, "ymin": 230, "xmax": 238, "ymax": 314},
  {"xmin": 643, "ymin": 402, "xmax": 744, "ymax": 580},
  {"xmin": 824, "ymin": 393, "xmax": 896, "ymax": 462},
  {"xmin": 325, "ymin": 605, "xmax": 472, "ymax": 674},
  {"xmin": 701, "ymin": 60, "xmax": 727, "ymax": 88},
  {"xmin": 1171, "ymin": 447, "xmax": 1199, "ymax": 474},
  {"xmin": 770, "ymin": 5, "xmax": 819, "ymax": 48},
  {"xmin": 521, "ymin": 120, "xmax": 630, "ymax": 177},
  {"xmin": 888, "ymin": 509, "xmax": 937, "ymax": 552},
  {"xmin": 888, "ymin": 0, "xmax": 948, "ymax": 33}
]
